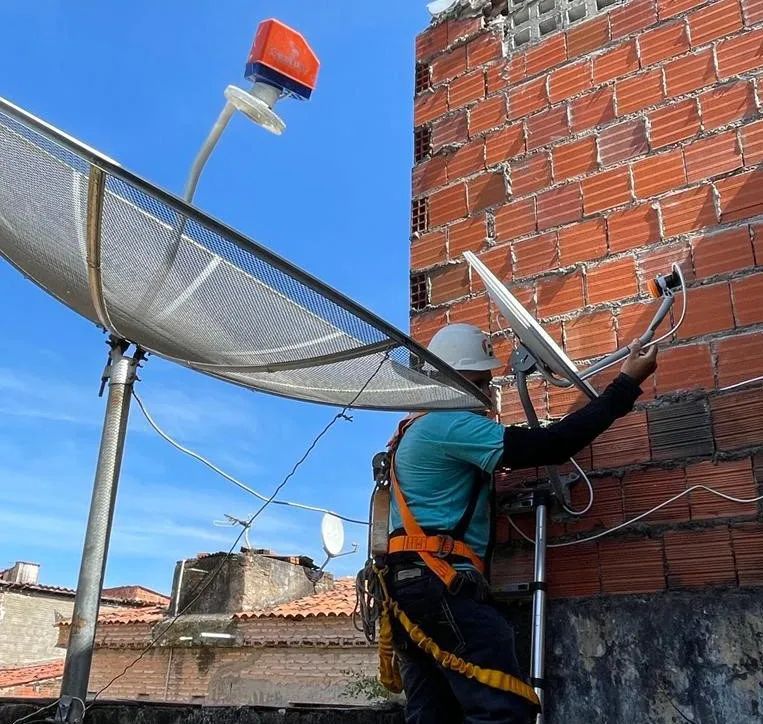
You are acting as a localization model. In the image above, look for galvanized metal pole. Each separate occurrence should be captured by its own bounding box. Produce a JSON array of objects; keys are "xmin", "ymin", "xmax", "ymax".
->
[
  {"xmin": 530, "ymin": 498, "xmax": 548, "ymax": 722},
  {"xmin": 513, "ymin": 350, "xmax": 550, "ymax": 724},
  {"xmin": 56, "ymin": 339, "xmax": 143, "ymax": 723}
]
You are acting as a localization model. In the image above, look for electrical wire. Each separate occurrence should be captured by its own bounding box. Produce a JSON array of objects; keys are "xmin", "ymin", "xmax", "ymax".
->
[
  {"xmin": 717, "ymin": 375, "xmax": 763, "ymax": 392},
  {"xmin": 9, "ymin": 699, "xmax": 61, "ymax": 724},
  {"xmin": 9, "ymin": 696, "xmax": 86, "ymax": 724},
  {"xmin": 659, "ymin": 682, "xmax": 694, "ymax": 724},
  {"xmin": 507, "ymin": 484, "xmax": 763, "ymax": 548},
  {"xmin": 132, "ymin": 390, "xmax": 368, "ymax": 526},
  {"xmin": 84, "ymin": 352, "xmax": 391, "ymax": 715}
]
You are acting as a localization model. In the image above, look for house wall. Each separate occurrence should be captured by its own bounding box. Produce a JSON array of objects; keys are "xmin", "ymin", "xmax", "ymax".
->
[
  {"xmin": 86, "ymin": 646, "xmax": 378, "ymax": 706},
  {"xmin": 0, "ymin": 677, "xmax": 61, "ymax": 698},
  {"xmin": 411, "ymin": 0, "xmax": 763, "ymax": 720},
  {"xmin": 0, "ymin": 591, "xmax": 71, "ymax": 666},
  {"xmin": 171, "ymin": 553, "xmax": 333, "ymax": 615},
  {"xmin": 83, "ymin": 616, "xmax": 378, "ymax": 706}
]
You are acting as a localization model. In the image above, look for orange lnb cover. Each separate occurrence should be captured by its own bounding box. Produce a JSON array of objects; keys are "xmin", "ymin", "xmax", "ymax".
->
[{"xmin": 248, "ymin": 19, "xmax": 320, "ymax": 93}]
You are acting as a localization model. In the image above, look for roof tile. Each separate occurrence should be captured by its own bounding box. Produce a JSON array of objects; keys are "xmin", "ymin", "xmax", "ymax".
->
[
  {"xmin": 236, "ymin": 578, "xmax": 356, "ymax": 620},
  {"xmin": 0, "ymin": 660, "xmax": 64, "ymax": 688}
]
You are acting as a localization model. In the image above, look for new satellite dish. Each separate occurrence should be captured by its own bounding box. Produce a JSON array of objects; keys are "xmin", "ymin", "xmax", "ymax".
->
[
  {"xmin": 463, "ymin": 251, "xmax": 597, "ymax": 398},
  {"xmin": 321, "ymin": 513, "xmax": 345, "ymax": 557}
]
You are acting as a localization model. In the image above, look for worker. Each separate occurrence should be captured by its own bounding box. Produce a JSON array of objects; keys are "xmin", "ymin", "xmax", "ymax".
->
[{"xmin": 385, "ymin": 322, "xmax": 658, "ymax": 724}]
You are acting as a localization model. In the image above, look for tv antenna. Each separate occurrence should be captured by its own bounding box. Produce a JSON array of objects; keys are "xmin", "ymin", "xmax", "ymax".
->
[{"xmin": 214, "ymin": 513, "xmax": 253, "ymax": 551}]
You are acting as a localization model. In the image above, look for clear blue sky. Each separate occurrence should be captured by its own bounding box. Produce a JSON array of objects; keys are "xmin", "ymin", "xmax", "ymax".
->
[{"xmin": 0, "ymin": 1, "xmax": 432, "ymax": 593}]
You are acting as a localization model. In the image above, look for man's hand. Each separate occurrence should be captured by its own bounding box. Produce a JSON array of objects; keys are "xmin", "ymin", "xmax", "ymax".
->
[{"xmin": 620, "ymin": 339, "xmax": 658, "ymax": 386}]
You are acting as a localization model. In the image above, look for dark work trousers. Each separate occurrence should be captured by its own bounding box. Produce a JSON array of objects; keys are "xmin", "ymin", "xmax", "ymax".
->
[{"xmin": 387, "ymin": 565, "xmax": 534, "ymax": 724}]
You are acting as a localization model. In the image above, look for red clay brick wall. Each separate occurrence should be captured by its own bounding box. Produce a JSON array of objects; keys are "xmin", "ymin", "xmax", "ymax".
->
[
  {"xmin": 0, "ymin": 678, "xmax": 61, "ymax": 698},
  {"xmin": 86, "ymin": 644, "xmax": 378, "ymax": 706},
  {"xmin": 74, "ymin": 617, "xmax": 376, "ymax": 705},
  {"xmin": 411, "ymin": 0, "xmax": 763, "ymax": 597}
]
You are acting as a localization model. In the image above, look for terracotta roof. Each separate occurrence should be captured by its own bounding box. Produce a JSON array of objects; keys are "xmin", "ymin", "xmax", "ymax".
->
[
  {"xmin": 0, "ymin": 579, "xmax": 164, "ymax": 607},
  {"xmin": 0, "ymin": 660, "xmax": 64, "ymax": 688},
  {"xmin": 58, "ymin": 605, "xmax": 167, "ymax": 628},
  {"xmin": 236, "ymin": 578, "xmax": 356, "ymax": 620},
  {"xmin": 0, "ymin": 579, "xmax": 76, "ymax": 596},
  {"xmin": 66, "ymin": 579, "xmax": 355, "ymax": 628},
  {"xmin": 101, "ymin": 586, "xmax": 170, "ymax": 606}
]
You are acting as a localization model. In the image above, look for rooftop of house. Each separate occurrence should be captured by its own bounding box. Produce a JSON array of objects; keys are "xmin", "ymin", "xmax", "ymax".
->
[
  {"xmin": 57, "ymin": 577, "xmax": 358, "ymax": 629},
  {"xmin": 236, "ymin": 577, "xmax": 356, "ymax": 621},
  {"xmin": 0, "ymin": 561, "xmax": 168, "ymax": 608},
  {"xmin": 101, "ymin": 586, "xmax": 170, "ymax": 606},
  {"xmin": 0, "ymin": 579, "xmax": 165, "ymax": 608},
  {"xmin": 0, "ymin": 661, "xmax": 64, "ymax": 689}
]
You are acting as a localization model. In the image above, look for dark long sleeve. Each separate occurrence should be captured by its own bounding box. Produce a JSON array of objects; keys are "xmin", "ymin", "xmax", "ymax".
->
[{"xmin": 501, "ymin": 373, "xmax": 642, "ymax": 469}]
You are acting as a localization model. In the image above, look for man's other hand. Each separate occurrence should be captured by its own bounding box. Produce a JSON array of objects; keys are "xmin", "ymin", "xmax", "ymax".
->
[{"xmin": 620, "ymin": 339, "xmax": 658, "ymax": 386}]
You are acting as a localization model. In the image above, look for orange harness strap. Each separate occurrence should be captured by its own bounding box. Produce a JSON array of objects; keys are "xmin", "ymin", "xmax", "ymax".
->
[
  {"xmin": 388, "ymin": 415, "xmax": 485, "ymax": 589},
  {"xmin": 387, "ymin": 534, "xmax": 485, "ymax": 571}
]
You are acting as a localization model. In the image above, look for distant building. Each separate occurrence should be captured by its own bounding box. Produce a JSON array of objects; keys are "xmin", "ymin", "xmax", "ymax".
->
[
  {"xmin": 101, "ymin": 586, "xmax": 170, "ymax": 607},
  {"xmin": 57, "ymin": 551, "xmax": 378, "ymax": 706},
  {"xmin": 0, "ymin": 561, "xmax": 168, "ymax": 669}
]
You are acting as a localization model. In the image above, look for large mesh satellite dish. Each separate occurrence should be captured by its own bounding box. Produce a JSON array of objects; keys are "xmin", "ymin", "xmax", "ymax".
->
[
  {"xmin": 0, "ymin": 92, "xmax": 489, "ymax": 722},
  {"xmin": 0, "ymin": 96, "xmax": 488, "ymax": 411}
]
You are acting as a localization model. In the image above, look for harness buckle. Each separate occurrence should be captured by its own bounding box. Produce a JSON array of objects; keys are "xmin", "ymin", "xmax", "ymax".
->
[{"xmin": 433, "ymin": 535, "xmax": 456, "ymax": 559}]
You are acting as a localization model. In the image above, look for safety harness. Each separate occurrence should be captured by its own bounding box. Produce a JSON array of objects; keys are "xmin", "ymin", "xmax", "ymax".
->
[
  {"xmin": 387, "ymin": 413, "xmax": 485, "ymax": 588},
  {"xmin": 371, "ymin": 413, "xmax": 541, "ymax": 710}
]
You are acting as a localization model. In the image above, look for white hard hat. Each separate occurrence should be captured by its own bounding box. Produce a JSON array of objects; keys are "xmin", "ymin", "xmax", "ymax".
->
[{"xmin": 427, "ymin": 323, "xmax": 502, "ymax": 372}]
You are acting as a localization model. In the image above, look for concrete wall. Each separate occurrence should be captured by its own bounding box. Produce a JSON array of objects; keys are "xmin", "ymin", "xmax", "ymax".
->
[
  {"xmin": 0, "ymin": 591, "xmax": 70, "ymax": 666},
  {"xmin": 171, "ymin": 553, "xmax": 333, "ymax": 615},
  {"xmin": 0, "ymin": 701, "xmax": 405, "ymax": 724},
  {"xmin": 544, "ymin": 590, "xmax": 763, "ymax": 723}
]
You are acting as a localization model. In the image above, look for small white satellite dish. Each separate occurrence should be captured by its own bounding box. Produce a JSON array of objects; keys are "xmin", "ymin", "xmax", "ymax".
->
[
  {"xmin": 321, "ymin": 513, "xmax": 345, "ymax": 557},
  {"xmin": 427, "ymin": 0, "xmax": 459, "ymax": 15},
  {"xmin": 463, "ymin": 251, "xmax": 596, "ymax": 397}
]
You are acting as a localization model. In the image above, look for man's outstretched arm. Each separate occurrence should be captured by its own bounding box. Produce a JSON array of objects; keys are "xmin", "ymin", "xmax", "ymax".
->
[{"xmin": 501, "ymin": 340, "xmax": 657, "ymax": 470}]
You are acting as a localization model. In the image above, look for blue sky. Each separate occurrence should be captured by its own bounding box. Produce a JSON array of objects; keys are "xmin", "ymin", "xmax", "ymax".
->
[{"xmin": 0, "ymin": 1, "xmax": 432, "ymax": 593}]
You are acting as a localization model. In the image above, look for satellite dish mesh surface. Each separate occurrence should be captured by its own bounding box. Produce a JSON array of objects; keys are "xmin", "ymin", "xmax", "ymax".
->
[{"xmin": 0, "ymin": 98, "xmax": 487, "ymax": 410}]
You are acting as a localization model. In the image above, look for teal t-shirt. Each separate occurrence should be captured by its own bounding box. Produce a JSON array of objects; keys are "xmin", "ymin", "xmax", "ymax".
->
[{"xmin": 390, "ymin": 411, "xmax": 505, "ymax": 559}]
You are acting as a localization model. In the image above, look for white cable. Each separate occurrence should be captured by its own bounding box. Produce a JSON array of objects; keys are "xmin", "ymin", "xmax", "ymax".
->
[
  {"xmin": 507, "ymin": 484, "xmax": 763, "ymax": 548},
  {"xmin": 717, "ymin": 375, "xmax": 763, "ymax": 392},
  {"xmin": 560, "ymin": 457, "xmax": 594, "ymax": 516},
  {"xmin": 132, "ymin": 390, "xmax": 369, "ymax": 526},
  {"xmin": 507, "ymin": 513, "xmax": 534, "ymax": 543}
]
